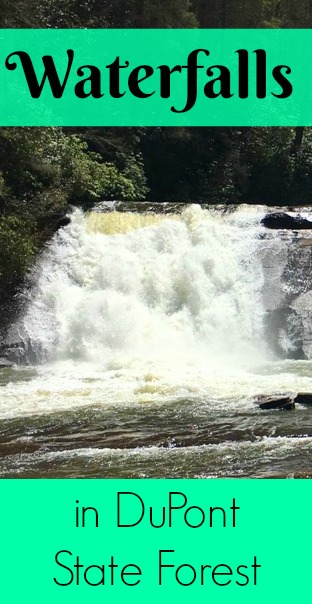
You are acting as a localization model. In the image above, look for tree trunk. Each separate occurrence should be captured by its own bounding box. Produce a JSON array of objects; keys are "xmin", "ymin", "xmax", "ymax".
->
[
  {"xmin": 198, "ymin": 0, "xmax": 219, "ymax": 27},
  {"xmin": 221, "ymin": 0, "xmax": 227, "ymax": 27},
  {"xmin": 291, "ymin": 127, "xmax": 305, "ymax": 154},
  {"xmin": 135, "ymin": 0, "xmax": 145, "ymax": 27}
]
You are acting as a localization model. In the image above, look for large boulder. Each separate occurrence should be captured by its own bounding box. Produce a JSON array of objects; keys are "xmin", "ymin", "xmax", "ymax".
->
[
  {"xmin": 294, "ymin": 393, "xmax": 312, "ymax": 406},
  {"xmin": 262, "ymin": 212, "xmax": 312, "ymax": 230}
]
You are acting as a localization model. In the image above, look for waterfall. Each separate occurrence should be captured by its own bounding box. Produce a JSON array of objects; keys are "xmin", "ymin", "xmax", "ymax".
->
[{"xmin": 16, "ymin": 204, "xmax": 268, "ymax": 369}]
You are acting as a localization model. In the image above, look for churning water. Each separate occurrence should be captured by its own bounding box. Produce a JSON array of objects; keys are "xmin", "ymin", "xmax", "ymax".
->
[{"xmin": 0, "ymin": 203, "xmax": 312, "ymax": 477}]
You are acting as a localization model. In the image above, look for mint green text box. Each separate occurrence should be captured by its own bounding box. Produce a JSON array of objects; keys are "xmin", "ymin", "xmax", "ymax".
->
[
  {"xmin": 0, "ymin": 479, "xmax": 310, "ymax": 602},
  {"xmin": 0, "ymin": 29, "xmax": 310, "ymax": 125}
]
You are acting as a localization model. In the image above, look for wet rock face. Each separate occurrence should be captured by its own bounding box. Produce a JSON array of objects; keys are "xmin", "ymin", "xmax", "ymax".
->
[
  {"xmin": 279, "ymin": 244, "xmax": 312, "ymax": 359},
  {"xmin": 0, "ymin": 358, "xmax": 13, "ymax": 368},
  {"xmin": 264, "ymin": 307, "xmax": 305, "ymax": 360},
  {"xmin": 291, "ymin": 291, "xmax": 312, "ymax": 359},
  {"xmin": 0, "ymin": 323, "xmax": 44, "ymax": 365},
  {"xmin": 260, "ymin": 211, "xmax": 312, "ymax": 360}
]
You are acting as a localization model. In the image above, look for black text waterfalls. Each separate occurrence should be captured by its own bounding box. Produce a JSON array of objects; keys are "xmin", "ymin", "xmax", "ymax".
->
[{"xmin": 5, "ymin": 48, "xmax": 292, "ymax": 113}]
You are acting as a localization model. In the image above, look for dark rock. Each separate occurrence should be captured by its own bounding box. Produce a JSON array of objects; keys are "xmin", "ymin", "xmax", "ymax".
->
[
  {"xmin": 262, "ymin": 213, "xmax": 312, "ymax": 230},
  {"xmin": 294, "ymin": 393, "xmax": 312, "ymax": 406},
  {"xmin": 37, "ymin": 208, "xmax": 71, "ymax": 232},
  {"xmin": 54, "ymin": 216, "xmax": 71, "ymax": 231},
  {"xmin": 1, "ymin": 339, "xmax": 42, "ymax": 365},
  {"xmin": 0, "ymin": 357, "xmax": 13, "ymax": 368},
  {"xmin": 254, "ymin": 395, "xmax": 295, "ymax": 410},
  {"xmin": 264, "ymin": 307, "xmax": 305, "ymax": 360},
  {"xmin": 291, "ymin": 291, "xmax": 312, "ymax": 359}
]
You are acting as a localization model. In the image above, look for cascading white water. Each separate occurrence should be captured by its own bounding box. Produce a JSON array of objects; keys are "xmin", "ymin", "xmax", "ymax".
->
[
  {"xmin": 4, "ymin": 202, "xmax": 312, "ymax": 423},
  {"xmin": 20, "ymin": 204, "xmax": 267, "ymax": 369}
]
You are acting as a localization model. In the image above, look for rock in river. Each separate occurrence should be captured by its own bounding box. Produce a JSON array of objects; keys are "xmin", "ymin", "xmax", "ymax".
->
[
  {"xmin": 254, "ymin": 395, "xmax": 295, "ymax": 410},
  {"xmin": 294, "ymin": 393, "xmax": 312, "ymax": 406},
  {"xmin": 261, "ymin": 212, "xmax": 312, "ymax": 230}
]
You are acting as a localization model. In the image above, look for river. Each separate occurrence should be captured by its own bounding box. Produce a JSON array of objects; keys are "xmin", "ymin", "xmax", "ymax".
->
[{"xmin": 0, "ymin": 203, "xmax": 312, "ymax": 477}]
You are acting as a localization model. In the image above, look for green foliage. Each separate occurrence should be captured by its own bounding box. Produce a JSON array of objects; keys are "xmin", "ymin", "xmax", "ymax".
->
[
  {"xmin": 0, "ymin": 216, "xmax": 36, "ymax": 280},
  {"xmin": 0, "ymin": 128, "xmax": 147, "ymax": 207},
  {"xmin": 2, "ymin": 0, "xmax": 198, "ymax": 28},
  {"xmin": 192, "ymin": 0, "xmax": 312, "ymax": 28},
  {"xmin": 235, "ymin": 128, "xmax": 312, "ymax": 204},
  {"xmin": 51, "ymin": 133, "xmax": 148, "ymax": 202},
  {"xmin": 0, "ymin": 127, "xmax": 148, "ymax": 295},
  {"xmin": 137, "ymin": 0, "xmax": 198, "ymax": 27}
]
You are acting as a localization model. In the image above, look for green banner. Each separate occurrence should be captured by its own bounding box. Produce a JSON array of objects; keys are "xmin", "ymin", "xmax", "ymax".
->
[
  {"xmin": 0, "ymin": 479, "xmax": 310, "ymax": 602},
  {"xmin": 0, "ymin": 29, "xmax": 310, "ymax": 125}
]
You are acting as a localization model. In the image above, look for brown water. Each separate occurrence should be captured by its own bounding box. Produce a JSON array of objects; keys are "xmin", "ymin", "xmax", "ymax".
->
[{"xmin": 0, "ymin": 363, "xmax": 312, "ymax": 478}]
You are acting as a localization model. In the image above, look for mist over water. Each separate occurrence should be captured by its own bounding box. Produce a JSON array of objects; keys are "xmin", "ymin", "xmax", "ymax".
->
[{"xmin": 1, "ymin": 203, "xmax": 312, "ymax": 478}]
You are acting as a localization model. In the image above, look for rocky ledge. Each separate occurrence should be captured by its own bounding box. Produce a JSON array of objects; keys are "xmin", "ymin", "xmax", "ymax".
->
[
  {"xmin": 254, "ymin": 392, "xmax": 312, "ymax": 410},
  {"xmin": 0, "ymin": 357, "xmax": 13, "ymax": 368}
]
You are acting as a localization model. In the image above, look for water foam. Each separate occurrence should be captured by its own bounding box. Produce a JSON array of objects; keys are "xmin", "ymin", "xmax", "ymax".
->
[
  {"xmin": 4, "ymin": 204, "xmax": 298, "ymax": 418},
  {"xmin": 20, "ymin": 204, "xmax": 267, "ymax": 369}
]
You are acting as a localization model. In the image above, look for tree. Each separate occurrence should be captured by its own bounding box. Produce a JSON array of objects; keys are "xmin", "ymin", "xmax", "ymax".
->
[{"xmin": 192, "ymin": 0, "xmax": 312, "ymax": 28}]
